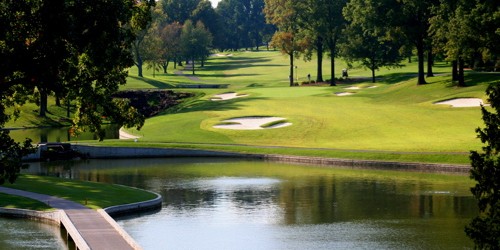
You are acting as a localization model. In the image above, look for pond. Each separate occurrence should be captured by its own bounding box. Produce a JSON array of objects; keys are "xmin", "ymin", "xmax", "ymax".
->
[
  {"xmin": 0, "ymin": 217, "xmax": 65, "ymax": 249},
  {"xmin": 19, "ymin": 158, "xmax": 477, "ymax": 249}
]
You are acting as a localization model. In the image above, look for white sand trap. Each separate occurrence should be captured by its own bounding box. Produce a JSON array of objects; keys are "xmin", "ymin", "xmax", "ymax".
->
[
  {"xmin": 368, "ymin": 85, "xmax": 378, "ymax": 88},
  {"xmin": 435, "ymin": 98, "xmax": 487, "ymax": 107},
  {"xmin": 344, "ymin": 86, "xmax": 361, "ymax": 90},
  {"xmin": 335, "ymin": 92, "xmax": 354, "ymax": 96},
  {"xmin": 211, "ymin": 92, "xmax": 248, "ymax": 101},
  {"xmin": 214, "ymin": 117, "xmax": 292, "ymax": 130},
  {"xmin": 119, "ymin": 128, "xmax": 140, "ymax": 139}
]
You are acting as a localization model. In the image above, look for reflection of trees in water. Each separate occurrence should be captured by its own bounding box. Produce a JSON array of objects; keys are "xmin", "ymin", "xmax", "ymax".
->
[{"xmin": 278, "ymin": 175, "xmax": 477, "ymax": 225}]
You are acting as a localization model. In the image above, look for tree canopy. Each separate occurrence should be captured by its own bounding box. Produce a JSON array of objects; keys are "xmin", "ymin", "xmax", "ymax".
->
[
  {"xmin": 0, "ymin": 0, "xmax": 152, "ymax": 184},
  {"xmin": 467, "ymin": 82, "xmax": 500, "ymax": 249}
]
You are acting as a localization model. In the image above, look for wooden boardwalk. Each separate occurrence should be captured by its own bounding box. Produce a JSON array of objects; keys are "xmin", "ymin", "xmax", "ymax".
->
[{"xmin": 0, "ymin": 187, "xmax": 140, "ymax": 250}]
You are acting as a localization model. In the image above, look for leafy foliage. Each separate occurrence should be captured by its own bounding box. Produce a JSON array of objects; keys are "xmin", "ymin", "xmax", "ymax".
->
[
  {"xmin": 467, "ymin": 82, "xmax": 500, "ymax": 248},
  {"xmin": 0, "ymin": 130, "xmax": 34, "ymax": 185},
  {"xmin": 0, "ymin": 0, "xmax": 153, "ymax": 184}
]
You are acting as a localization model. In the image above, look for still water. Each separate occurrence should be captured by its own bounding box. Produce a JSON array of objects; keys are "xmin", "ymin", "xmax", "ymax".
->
[
  {"xmin": 0, "ymin": 217, "xmax": 65, "ymax": 249},
  {"xmin": 22, "ymin": 158, "xmax": 477, "ymax": 250}
]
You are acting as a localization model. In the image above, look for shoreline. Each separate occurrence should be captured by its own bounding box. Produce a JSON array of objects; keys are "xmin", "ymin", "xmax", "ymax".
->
[{"xmin": 64, "ymin": 145, "xmax": 470, "ymax": 174}]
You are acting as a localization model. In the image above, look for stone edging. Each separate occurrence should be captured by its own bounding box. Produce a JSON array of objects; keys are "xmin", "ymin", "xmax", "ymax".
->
[
  {"xmin": 104, "ymin": 188, "xmax": 162, "ymax": 216},
  {"xmin": 68, "ymin": 145, "xmax": 469, "ymax": 174},
  {"xmin": 258, "ymin": 154, "xmax": 471, "ymax": 174},
  {"xmin": 0, "ymin": 207, "xmax": 60, "ymax": 225}
]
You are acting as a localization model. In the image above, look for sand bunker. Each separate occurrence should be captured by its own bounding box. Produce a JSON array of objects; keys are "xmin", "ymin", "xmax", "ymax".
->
[
  {"xmin": 119, "ymin": 128, "xmax": 140, "ymax": 140},
  {"xmin": 214, "ymin": 117, "xmax": 292, "ymax": 130},
  {"xmin": 344, "ymin": 86, "xmax": 361, "ymax": 90},
  {"xmin": 335, "ymin": 92, "xmax": 354, "ymax": 96},
  {"xmin": 435, "ymin": 98, "xmax": 487, "ymax": 108},
  {"xmin": 211, "ymin": 92, "xmax": 248, "ymax": 101}
]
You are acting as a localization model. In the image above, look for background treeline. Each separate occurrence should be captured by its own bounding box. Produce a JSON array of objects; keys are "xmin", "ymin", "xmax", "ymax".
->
[{"xmin": 138, "ymin": 0, "xmax": 498, "ymax": 87}]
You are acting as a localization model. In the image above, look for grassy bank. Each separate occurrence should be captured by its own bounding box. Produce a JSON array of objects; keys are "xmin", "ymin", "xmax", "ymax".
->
[{"xmin": 2, "ymin": 175, "xmax": 157, "ymax": 210}]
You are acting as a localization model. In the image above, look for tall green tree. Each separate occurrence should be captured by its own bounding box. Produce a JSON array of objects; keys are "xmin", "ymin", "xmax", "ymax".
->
[
  {"xmin": 300, "ymin": 0, "xmax": 347, "ymax": 85},
  {"xmin": 264, "ymin": 0, "xmax": 308, "ymax": 86},
  {"xmin": 0, "ymin": 0, "xmax": 152, "ymax": 184},
  {"xmin": 396, "ymin": 0, "xmax": 439, "ymax": 85},
  {"xmin": 342, "ymin": 0, "xmax": 403, "ymax": 83},
  {"xmin": 161, "ymin": 0, "xmax": 201, "ymax": 23},
  {"xmin": 216, "ymin": 0, "xmax": 272, "ymax": 51},
  {"xmin": 180, "ymin": 20, "xmax": 213, "ymax": 75},
  {"xmin": 467, "ymin": 82, "xmax": 500, "ymax": 249}
]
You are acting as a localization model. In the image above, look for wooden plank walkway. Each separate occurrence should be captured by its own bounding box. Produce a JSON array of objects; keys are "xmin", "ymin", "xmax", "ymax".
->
[{"xmin": 0, "ymin": 187, "xmax": 139, "ymax": 250}]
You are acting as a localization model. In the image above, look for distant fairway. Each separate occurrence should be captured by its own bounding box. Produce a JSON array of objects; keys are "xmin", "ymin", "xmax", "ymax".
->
[
  {"xmin": 7, "ymin": 50, "xmax": 497, "ymax": 164},
  {"xmin": 116, "ymin": 50, "xmax": 499, "ymax": 164}
]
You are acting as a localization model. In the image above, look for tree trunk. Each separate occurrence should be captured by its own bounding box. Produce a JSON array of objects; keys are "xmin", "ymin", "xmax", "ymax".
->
[
  {"xmin": 315, "ymin": 36, "xmax": 324, "ymax": 83},
  {"xmin": 55, "ymin": 95, "xmax": 61, "ymax": 107},
  {"xmin": 371, "ymin": 68, "xmax": 376, "ymax": 83},
  {"xmin": 328, "ymin": 40, "xmax": 337, "ymax": 86},
  {"xmin": 426, "ymin": 48, "xmax": 434, "ymax": 77},
  {"xmin": 330, "ymin": 56, "xmax": 336, "ymax": 86},
  {"xmin": 289, "ymin": 53, "xmax": 294, "ymax": 87},
  {"xmin": 192, "ymin": 58, "xmax": 195, "ymax": 75},
  {"xmin": 135, "ymin": 45, "xmax": 143, "ymax": 77},
  {"xmin": 66, "ymin": 98, "xmax": 70, "ymax": 118},
  {"xmin": 452, "ymin": 60, "xmax": 458, "ymax": 81},
  {"xmin": 39, "ymin": 87, "xmax": 47, "ymax": 117},
  {"xmin": 458, "ymin": 57, "xmax": 465, "ymax": 87},
  {"xmin": 416, "ymin": 40, "xmax": 427, "ymax": 85}
]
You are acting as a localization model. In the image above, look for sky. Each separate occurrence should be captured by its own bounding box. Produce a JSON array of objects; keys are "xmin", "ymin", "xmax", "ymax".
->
[{"xmin": 209, "ymin": 0, "xmax": 221, "ymax": 7}]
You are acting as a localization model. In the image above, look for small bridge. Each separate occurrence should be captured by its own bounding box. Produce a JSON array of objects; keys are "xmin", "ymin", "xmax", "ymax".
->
[{"xmin": 0, "ymin": 186, "xmax": 161, "ymax": 250}]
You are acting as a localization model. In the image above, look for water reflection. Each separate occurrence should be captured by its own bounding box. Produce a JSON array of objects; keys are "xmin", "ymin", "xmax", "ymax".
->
[
  {"xmin": 25, "ymin": 158, "xmax": 477, "ymax": 249},
  {"xmin": 0, "ymin": 217, "xmax": 65, "ymax": 250},
  {"xmin": 6, "ymin": 124, "xmax": 120, "ymax": 143}
]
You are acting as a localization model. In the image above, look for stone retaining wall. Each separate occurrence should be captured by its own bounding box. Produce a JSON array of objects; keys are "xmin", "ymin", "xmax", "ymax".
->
[
  {"xmin": 0, "ymin": 208, "xmax": 60, "ymax": 225},
  {"xmin": 260, "ymin": 154, "xmax": 470, "ymax": 174},
  {"xmin": 72, "ymin": 145, "xmax": 245, "ymax": 159},
  {"xmin": 26, "ymin": 144, "xmax": 470, "ymax": 174},
  {"xmin": 104, "ymin": 188, "xmax": 162, "ymax": 216}
]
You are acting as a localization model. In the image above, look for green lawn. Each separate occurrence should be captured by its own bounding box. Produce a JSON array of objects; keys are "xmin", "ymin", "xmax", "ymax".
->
[
  {"xmin": 120, "ymin": 51, "xmax": 496, "ymax": 157},
  {"xmin": 6, "ymin": 50, "xmax": 500, "ymax": 164},
  {"xmin": 2, "ymin": 175, "xmax": 157, "ymax": 210}
]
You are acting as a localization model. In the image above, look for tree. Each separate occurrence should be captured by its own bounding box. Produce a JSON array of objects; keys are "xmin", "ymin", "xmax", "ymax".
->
[
  {"xmin": 342, "ymin": 0, "xmax": 404, "ymax": 83},
  {"xmin": 159, "ymin": 22, "xmax": 183, "ymax": 73},
  {"xmin": 216, "ymin": 0, "xmax": 272, "ymax": 51},
  {"xmin": 0, "ymin": 0, "xmax": 152, "ymax": 184},
  {"xmin": 396, "ymin": 0, "xmax": 439, "ymax": 85},
  {"xmin": 161, "ymin": 0, "xmax": 201, "ymax": 24},
  {"xmin": 300, "ymin": 0, "xmax": 348, "ymax": 85},
  {"xmin": 180, "ymin": 20, "xmax": 213, "ymax": 75},
  {"xmin": 264, "ymin": 0, "xmax": 308, "ymax": 86},
  {"xmin": 467, "ymin": 82, "xmax": 500, "ymax": 249}
]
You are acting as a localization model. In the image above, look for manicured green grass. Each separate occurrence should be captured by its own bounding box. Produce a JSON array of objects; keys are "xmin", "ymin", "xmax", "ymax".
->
[
  {"xmin": 6, "ymin": 50, "xmax": 500, "ymax": 164},
  {"xmin": 3, "ymin": 175, "xmax": 157, "ymax": 210},
  {"xmin": 0, "ymin": 193, "xmax": 53, "ymax": 211}
]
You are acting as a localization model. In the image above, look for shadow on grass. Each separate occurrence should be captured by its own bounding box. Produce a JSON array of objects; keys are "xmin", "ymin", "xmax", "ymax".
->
[
  {"xmin": 163, "ymin": 96, "xmax": 269, "ymax": 115},
  {"xmin": 193, "ymin": 73, "xmax": 259, "ymax": 78},
  {"xmin": 379, "ymin": 73, "xmax": 419, "ymax": 84},
  {"xmin": 128, "ymin": 76, "xmax": 176, "ymax": 89}
]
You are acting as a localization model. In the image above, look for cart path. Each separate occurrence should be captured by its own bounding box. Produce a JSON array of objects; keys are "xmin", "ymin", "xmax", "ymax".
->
[{"xmin": 0, "ymin": 186, "xmax": 138, "ymax": 250}]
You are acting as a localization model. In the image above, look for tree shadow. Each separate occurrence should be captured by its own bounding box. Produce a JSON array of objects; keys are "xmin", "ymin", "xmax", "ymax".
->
[
  {"xmin": 128, "ymin": 76, "xmax": 176, "ymax": 89},
  {"xmin": 379, "ymin": 73, "xmax": 419, "ymax": 84},
  {"xmin": 161, "ymin": 96, "xmax": 268, "ymax": 116}
]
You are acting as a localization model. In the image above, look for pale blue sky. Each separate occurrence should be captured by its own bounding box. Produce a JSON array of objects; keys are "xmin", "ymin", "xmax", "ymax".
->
[{"xmin": 209, "ymin": 0, "xmax": 221, "ymax": 7}]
